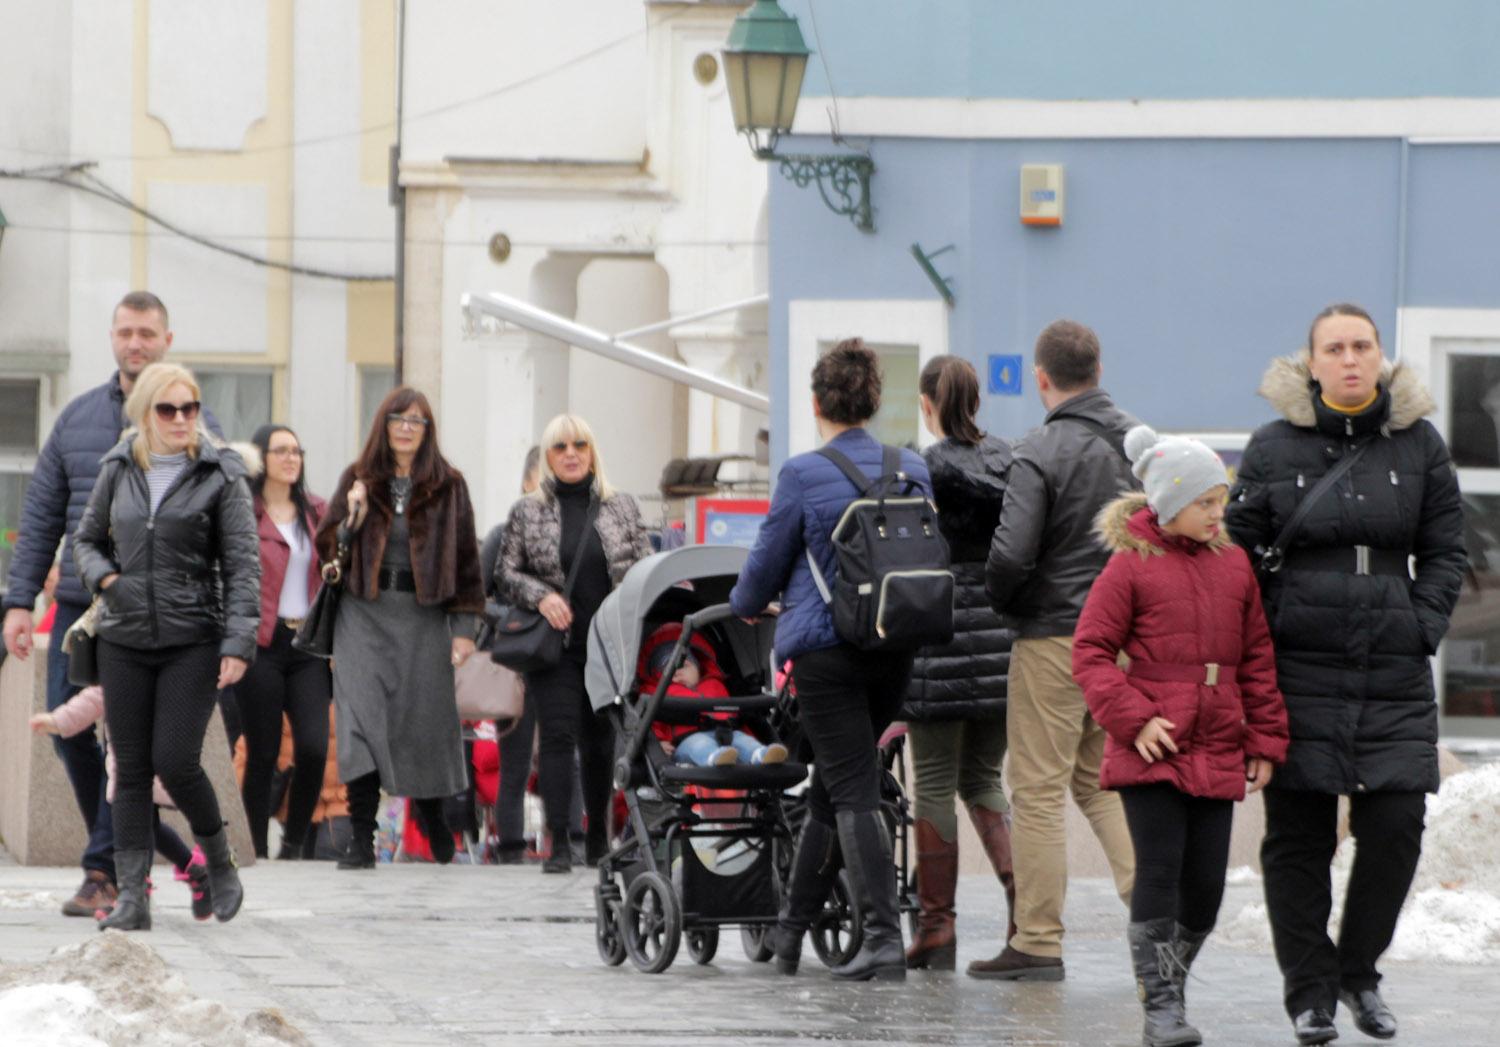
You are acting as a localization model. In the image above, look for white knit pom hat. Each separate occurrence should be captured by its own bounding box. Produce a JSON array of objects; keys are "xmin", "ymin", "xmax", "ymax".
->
[{"xmin": 1123, "ymin": 425, "xmax": 1229, "ymax": 525}]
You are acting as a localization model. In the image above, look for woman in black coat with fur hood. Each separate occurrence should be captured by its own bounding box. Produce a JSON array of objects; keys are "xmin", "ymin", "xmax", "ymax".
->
[
  {"xmin": 1226, "ymin": 303, "xmax": 1466, "ymax": 1045},
  {"xmin": 901, "ymin": 356, "xmax": 1019, "ymax": 974}
]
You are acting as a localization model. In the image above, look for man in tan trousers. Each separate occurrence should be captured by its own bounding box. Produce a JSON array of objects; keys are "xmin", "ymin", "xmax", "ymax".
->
[{"xmin": 973, "ymin": 320, "xmax": 1137, "ymax": 981}]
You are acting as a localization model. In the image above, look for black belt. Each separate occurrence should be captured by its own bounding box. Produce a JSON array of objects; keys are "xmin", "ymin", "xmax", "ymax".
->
[
  {"xmin": 1282, "ymin": 546, "xmax": 1411, "ymax": 578},
  {"xmin": 377, "ymin": 568, "xmax": 417, "ymax": 592}
]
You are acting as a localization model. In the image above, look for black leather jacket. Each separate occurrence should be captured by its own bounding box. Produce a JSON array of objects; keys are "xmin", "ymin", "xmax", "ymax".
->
[
  {"xmin": 73, "ymin": 437, "xmax": 261, "ymax": 661},
  {"xmin": 985, "ymin": 388, "xmax": 1140, "ymax": 637}
]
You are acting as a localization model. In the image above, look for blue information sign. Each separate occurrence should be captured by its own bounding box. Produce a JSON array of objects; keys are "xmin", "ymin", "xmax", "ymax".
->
[{"xmin": 988, "ymin": 354, "xmax": 1023, "ymax": 396}]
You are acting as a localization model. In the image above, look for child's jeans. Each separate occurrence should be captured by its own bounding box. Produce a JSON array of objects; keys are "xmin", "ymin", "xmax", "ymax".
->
[{"xmin": 674, "ymin": 730, "xmax": 767, "ymax": 766}]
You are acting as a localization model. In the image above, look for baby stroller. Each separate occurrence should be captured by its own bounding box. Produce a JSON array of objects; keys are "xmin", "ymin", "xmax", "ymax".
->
[{"xmin": 586, "ymin": 545, "xmax": 809, "ymax": 974}]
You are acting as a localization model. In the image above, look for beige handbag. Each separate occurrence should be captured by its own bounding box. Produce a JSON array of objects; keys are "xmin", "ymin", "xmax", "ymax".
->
[{"xmin": 455, "ymin": 654, "xmax": 523, "ymax": 729}]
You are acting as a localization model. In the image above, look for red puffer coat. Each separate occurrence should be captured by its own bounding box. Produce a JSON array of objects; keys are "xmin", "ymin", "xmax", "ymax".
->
[{"xmin": 1073, "ymin": 493, "xmax": 1289, "ymax": 800}]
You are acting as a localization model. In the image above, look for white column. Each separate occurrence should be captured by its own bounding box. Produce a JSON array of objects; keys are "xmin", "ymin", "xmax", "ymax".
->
[
  {"xmin": 675, "ymin": 330, "xmax": 767, "ymax": 476},
  {"xmin": 476, "ymin": 329, "xmax": 570, "ymax": 530}
]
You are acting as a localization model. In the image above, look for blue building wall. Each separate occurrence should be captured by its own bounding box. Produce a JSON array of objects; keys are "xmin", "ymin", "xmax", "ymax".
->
[
  {"xmin": 768, "ymin": 138, "xmax": 1500, "ymax": 465},
  {"xmin": 782, "ymin": 0, "xmax": 1500, "ymax": 100}
]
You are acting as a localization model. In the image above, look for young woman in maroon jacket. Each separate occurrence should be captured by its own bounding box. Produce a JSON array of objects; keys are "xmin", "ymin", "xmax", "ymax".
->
[
  {"xmin": 235, "ymin": 424, "xmax": 330, "ymax": 860},
  {"xmin": 1073, "ymin": 426, "xmax": 1289, "ymax": 1047}
]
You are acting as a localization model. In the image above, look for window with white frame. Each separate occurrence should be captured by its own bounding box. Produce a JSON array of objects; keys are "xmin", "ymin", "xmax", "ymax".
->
[
  {"xmin": 0, "ymin": 378, "xmax": 41, "ymax": 597},
  {"xmin": 787, "ymin": 300, "xmax": 948, "ymax": 456},
  {"xmin": 195, "ymin": 368, "xmax": 273, "ymax": 442},
  {"xmin": 1404, "ymin": 309, "xmax": 1500, "ymax": 735},
  {"xmin": 358, "ymin": 365, "xmax": 396, "ymax": 441},
  {"xmin": 1431, "ymin": 337, "xmax": 1500, "ymax": 728}
]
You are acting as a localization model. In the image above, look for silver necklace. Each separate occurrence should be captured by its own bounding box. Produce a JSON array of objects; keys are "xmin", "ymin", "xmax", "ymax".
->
[{"xmin": 391, "ymin": 477, "xmax": 412, "ymax": 516}]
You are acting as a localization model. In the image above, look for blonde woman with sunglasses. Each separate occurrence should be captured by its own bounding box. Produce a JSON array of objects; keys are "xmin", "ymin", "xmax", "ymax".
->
[
  {"xmin": 496, "ymin": 413, "xmax": 652, "ymax": 872},
  {"xmin": 72, "ymin": 362, "xmax": 261, "ymax": 932}
]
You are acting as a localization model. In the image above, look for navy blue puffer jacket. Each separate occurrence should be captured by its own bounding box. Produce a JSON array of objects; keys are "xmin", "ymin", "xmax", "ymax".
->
[
  {"xmin": 3, "ymin": 374, "xmax": 222, "ymax": 613},
  {"xmin": 729, "ymin": 428, "xmax": 930, "ymax": 663}
]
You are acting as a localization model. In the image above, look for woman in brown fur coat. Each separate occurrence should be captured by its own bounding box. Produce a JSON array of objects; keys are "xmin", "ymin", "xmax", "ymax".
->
[{"xmin": 316, "ymin": 386, "xmax": 485, "ymax": 870}]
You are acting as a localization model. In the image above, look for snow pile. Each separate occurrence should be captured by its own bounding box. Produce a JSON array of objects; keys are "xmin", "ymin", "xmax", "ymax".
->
[
  {"xmin": 0, "ymin": 891, "xmax": 60, "ymax": 911},
  {"xmin": 0, "ymin": 932, "xmax": 307, "ymax": 1046},
  {"xmin": 1219, "ymin": 763, "xmax": 1500, "ymax": 963}
]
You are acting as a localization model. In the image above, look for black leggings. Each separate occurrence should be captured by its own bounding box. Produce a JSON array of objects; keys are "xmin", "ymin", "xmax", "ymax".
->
[
  {"xmin": 99, "ymin": 639, "xmax": 225, "ymax": 852},
  {"xmin": 528, "ymin": 656, "xmax": 613, "ymax": 845},
  {"xmin": 1118, "ymin": 782, "xmax": 1234, "ymax": 930},
  {"xmin": 791, "ymin": 645, "xmax": 911, "ymax": 826},
  {"xmin": 236, "ymin": 621, "xmax": 331, "ymax": 856},
  {"xmin": 153, "ymin": 809, "xmax": 194, "ymax": 869}
]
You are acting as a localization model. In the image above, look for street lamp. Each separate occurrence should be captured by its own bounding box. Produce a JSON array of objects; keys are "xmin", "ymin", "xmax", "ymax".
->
[{"xmin": 723, "ymin": 0, "xmax": 875, "ymax": 232}]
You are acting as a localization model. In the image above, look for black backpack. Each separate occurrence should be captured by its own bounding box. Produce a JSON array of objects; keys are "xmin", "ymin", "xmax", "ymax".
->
[{"xmin": 806, "ymin": 446, "xmax": 955, "ymax": 651}]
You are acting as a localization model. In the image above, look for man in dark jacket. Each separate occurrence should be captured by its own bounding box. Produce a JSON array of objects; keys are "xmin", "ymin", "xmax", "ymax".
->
[
  {"xmin": 1, "ymin": 291, "xmax": 217, "ymax": 918},
  {"xmin": 973, "ymin": 319, "xmax": 1138, "ymax": 981}
]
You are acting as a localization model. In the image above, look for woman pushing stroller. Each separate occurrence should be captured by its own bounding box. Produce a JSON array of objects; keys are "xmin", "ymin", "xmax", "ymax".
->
[{"xmin": 731, "ymin": 339, "xmax": 930, "ymax": 982}]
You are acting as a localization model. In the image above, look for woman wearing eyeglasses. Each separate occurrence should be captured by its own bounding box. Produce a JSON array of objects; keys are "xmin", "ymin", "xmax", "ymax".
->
[
  {"xmin": 235, "ymin": 424, "xmax": 330, "ymax": 861},
  {"xmin": 73, "ymin": 362, "xmax": 261, "ymax": 930},
  {"xmin": 497, "ymin": 413, "xmax": 653, "ymax": 873},
  {"xmin": 316, "ymin": 387, "xmax": 486, "ymax": 870}
]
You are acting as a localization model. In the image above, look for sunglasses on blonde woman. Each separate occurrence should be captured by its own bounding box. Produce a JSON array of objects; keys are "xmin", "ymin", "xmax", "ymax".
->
[
  {"xmin": 551, "ymin": 440, "xmax": 589, "ymax": 453},
  {"xmin": 153, "ymin": 401, "xmax": 201, "ymax": 422}
]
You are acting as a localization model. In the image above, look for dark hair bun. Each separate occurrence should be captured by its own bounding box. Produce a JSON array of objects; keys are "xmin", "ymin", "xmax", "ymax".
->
[{"xmin": 811, "ymin": 338, "xmax": 883, "ymax": 425}]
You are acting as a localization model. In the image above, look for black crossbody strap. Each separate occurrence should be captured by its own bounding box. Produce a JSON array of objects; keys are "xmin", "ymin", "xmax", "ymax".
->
[
  {"xmin": 1061, "ymin": 415, "xmax": 1130, "ymax": 465},
  {"xmin": 1258, "ymin": 441, "xmax": 1371, "ymax": 574},
  {"xmin": 560, "ymin": 497, "xmax": 602, "ymax": 601}
]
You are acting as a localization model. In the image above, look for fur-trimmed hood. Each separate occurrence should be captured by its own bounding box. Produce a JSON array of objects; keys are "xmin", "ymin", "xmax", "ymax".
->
[
  {"xmin": 1094, "ymin": 491, "xmax": 1231, "ymax": 558},
  {"xmin": 1258, "ymin": 355, "xmax": 1435, "ymax": 432}
]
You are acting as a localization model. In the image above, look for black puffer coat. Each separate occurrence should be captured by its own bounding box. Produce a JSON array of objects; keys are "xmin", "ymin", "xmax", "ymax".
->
[
  {"xmin": 904, "ymin": 435, "xmax": 1018, "ymax": 721},
  {"xmin": 1226, "ymin": 357, "xmax": 1466, "ymax": 795},
  {"xmin": 73, "ymin": 436, "xmax": 261, "ymax": 662}
]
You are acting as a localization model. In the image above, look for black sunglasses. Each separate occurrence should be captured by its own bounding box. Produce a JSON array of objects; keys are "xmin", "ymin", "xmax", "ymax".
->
[
  {"xmin": 551, "ymin": 440, "xmax": 589, "ymax": 453},
  {"xmin": 153, "ymin": 401, "xmax": 201, "ymax": 422}
]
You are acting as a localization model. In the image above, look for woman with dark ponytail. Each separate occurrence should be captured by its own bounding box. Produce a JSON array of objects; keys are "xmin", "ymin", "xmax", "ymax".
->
[{"xmin": 902, "ymin": 355, "xmax": 1020, "ymax": 973}]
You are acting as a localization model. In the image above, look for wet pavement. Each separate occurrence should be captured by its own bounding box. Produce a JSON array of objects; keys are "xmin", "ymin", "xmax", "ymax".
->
[{"xmin": 0, "ymin": 857, "xmax": 1491, "ymax": 1046}]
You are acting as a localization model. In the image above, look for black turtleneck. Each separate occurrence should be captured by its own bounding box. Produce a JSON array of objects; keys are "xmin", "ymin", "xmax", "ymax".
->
[{"xmin": 555, "ymin": 475, "xmax": 609, "ymax": 657}]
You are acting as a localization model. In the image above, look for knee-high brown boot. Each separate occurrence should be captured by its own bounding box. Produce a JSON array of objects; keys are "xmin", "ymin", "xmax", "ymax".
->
[
  {"xmin": 969, "ymin": 804, "xmax": 1016, "ymax": 945},
  {"xmin": 906, "ymin": 819, "xmax": 959, "ymax": 969}
]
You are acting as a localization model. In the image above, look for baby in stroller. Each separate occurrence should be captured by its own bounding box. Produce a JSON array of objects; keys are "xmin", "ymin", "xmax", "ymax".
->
[{"xmin": 638, "ymin": 623, "xmax": 787, "ymax": 768}]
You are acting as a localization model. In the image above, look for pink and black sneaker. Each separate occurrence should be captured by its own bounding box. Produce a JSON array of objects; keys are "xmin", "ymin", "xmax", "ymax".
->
[{"xmin": 174, "ymin": 846, "xmax": 214, "ymax": 922}]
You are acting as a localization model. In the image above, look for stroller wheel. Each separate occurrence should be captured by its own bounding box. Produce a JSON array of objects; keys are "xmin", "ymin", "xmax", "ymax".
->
[
  {"xmin": 621, "ymin": 871, "xmax": 682, "ymax": 974},
  {"xmin": 594, "ymin": 884, "xmax": 626, "ymax": 967},
  {"xmin": 740, "ymin": 925, "xmax": 775, "ymax": 963},
  {"xmin": 686, "ymin": 927, "xmax": 720, "ymax": 965},
  {"xmin": 810, "ymin": 869, "xmax": 863, "ymax": 969}
]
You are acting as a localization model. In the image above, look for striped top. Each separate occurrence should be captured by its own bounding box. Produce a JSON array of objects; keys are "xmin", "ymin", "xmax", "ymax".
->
[{"xmin": 146, "ymin": 452, "xmax": 189, "ymax": 516}]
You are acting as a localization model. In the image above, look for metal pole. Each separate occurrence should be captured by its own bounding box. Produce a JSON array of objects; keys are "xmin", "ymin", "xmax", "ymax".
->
[
  {"xmin": 462, "ymin": 291, "xmax": 770, "ymax": 412},
  {"xmin": 392, "ymin": 0, "xmax": 408, "ymax": 384},
  {"xmin": 611, "ymin": 293, "xmax": 768, "ymax": 341}
]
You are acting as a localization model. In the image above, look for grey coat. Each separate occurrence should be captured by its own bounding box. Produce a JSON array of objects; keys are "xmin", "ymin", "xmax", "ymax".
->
[{"xmin": 496, "ymin": 486, "xmax": 653, "ymax": 610}]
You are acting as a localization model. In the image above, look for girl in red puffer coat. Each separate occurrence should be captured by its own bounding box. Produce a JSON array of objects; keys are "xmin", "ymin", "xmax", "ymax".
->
[{"xmin": 1073, "ymin": 426, "xmax": 1289, "ymax": 1047}]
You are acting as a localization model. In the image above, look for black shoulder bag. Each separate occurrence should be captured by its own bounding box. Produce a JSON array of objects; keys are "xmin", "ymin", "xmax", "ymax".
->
[
  {"xmin": 488, "ymin": 499, "xmax": 600, "ymax": 674},
  {"xmin": 1255, "ymin": 441, "xmax": 1371, "ymax": 576},
  {"xmin": 292, "ymin": 522, "xmax": 353, "ymax": 659}
]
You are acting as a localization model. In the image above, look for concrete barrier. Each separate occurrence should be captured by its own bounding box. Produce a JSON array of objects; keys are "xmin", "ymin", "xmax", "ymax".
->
[{"xmin": 0, "ymin": 634, "xmax": 254, "ymax": 868}]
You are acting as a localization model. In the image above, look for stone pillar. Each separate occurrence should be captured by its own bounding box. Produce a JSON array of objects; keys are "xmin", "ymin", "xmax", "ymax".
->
[
  {"xmin": 675, "ymin": 330, "xmax": 767, "ymax": 476},
  {"xmin": 474, "ymin": 329, "xmax": 571, "ymax": 527},
  {"xmin": 0, "ymin": 635, "xmax": 254, "ymax": 867}
]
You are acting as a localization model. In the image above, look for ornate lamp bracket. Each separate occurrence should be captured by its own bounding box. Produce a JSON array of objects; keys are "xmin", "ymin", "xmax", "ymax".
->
[{"xmin": 776, "ymin": 154, "xmax": 875, "ymax": 233}]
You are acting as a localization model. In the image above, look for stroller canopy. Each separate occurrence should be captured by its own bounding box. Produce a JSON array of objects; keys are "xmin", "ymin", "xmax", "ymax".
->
[{"xmin": 585, "ymin": 544, "xmax": 767, "ymax": 713}]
